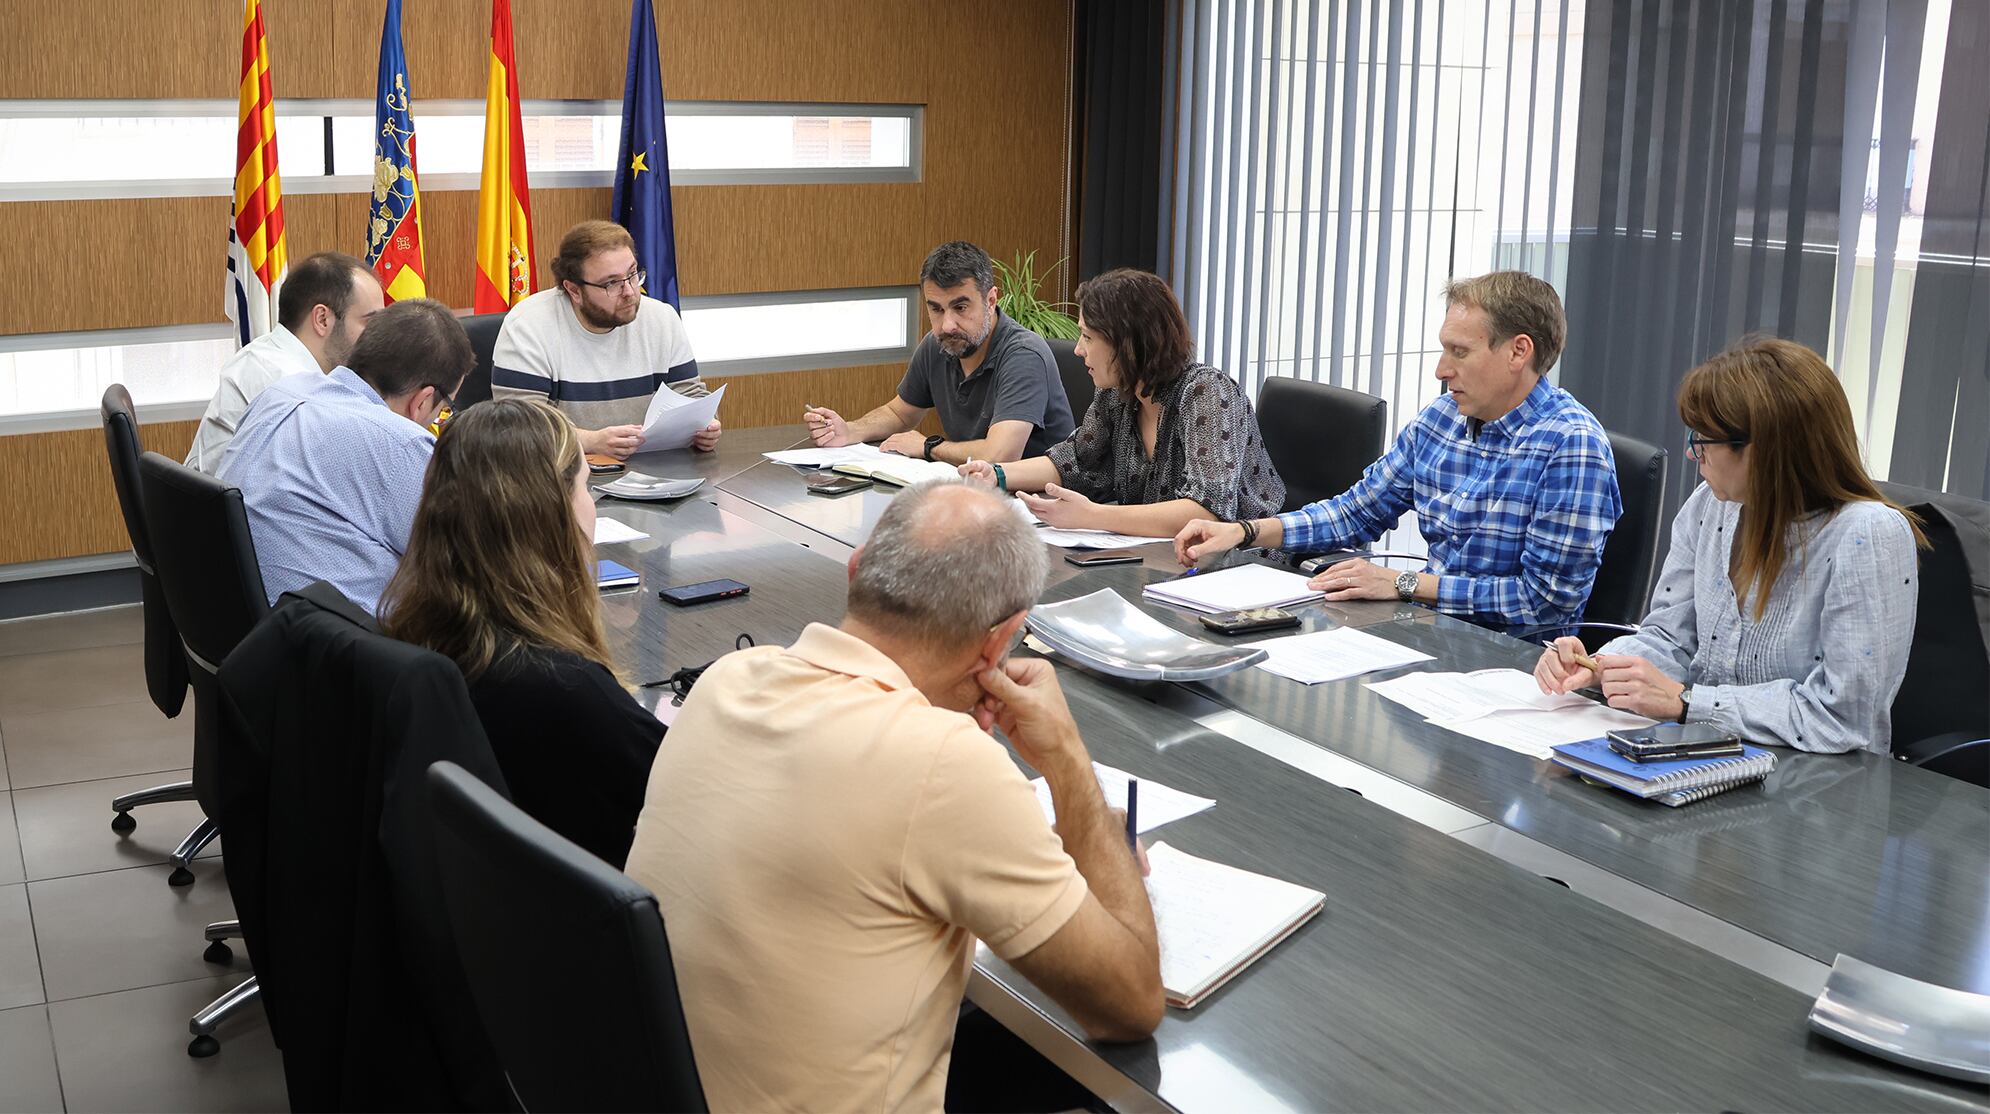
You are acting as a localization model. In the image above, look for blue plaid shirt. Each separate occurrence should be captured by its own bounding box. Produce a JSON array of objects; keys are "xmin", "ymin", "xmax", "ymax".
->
[{"xmin": 1276, "ymin": 376, "xmax": 1621, "ymax": 629}]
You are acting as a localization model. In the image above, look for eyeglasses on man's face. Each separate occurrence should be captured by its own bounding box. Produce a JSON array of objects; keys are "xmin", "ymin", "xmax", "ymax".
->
[
  {"xmin": 1685, "ymin": 431, "xmax": 1748, "ymax": 462},
  {"xmin": 577, "ymin": 268, "xmax": 646, "ymax": 294}
]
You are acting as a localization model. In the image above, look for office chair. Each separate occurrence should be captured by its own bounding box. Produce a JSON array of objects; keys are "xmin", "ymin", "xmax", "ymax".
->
[
  {"xmin": 454, "ymin": 311, "xmax": 506, "ymax": 411},
  {"xmin": 1256, "ymin": 376, "xmax": 1387, "ymax": 513},
  {"xmin": 427, "ymin": 761, "xmax": 709, "ymax": 1112},
  {"xmin": 98, "ymin": 386, "xmax": 197, "ymax": 838},
  {"xmin": 1046, "ymin": 337, "xmax": 1094, "ymax": 421},
  {"xmin": 136, "ymin": 452, "xmax": 271, "ymax": 1053},
  {"xmin": 1878, "ymin": 484, "xmax": 1990, "ymax": 787}
]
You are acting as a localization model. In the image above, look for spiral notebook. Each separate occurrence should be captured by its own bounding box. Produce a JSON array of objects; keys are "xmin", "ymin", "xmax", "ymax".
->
[{"xmin": 1550, "ymin": 738, "xmax": 1776, "ymax": 806}]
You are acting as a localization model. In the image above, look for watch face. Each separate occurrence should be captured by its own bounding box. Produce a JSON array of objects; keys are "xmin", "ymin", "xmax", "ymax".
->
[{"xmin": 1395, "ymin": 571, "xmax": 1418, "ymax": 599}]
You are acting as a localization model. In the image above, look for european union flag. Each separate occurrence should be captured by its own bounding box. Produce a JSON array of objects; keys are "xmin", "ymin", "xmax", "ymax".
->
[{"xmin": 612, "ymin": 0, "xmax": 679, "ymax": 309}]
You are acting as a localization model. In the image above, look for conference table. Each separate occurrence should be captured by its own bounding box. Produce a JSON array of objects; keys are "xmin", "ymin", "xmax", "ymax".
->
[{"xmin": 589, "ymin": 429, "xmax": 1990, "ymax": 1112}]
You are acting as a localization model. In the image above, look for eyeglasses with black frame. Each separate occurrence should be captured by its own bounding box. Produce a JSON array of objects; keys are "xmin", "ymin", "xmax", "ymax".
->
[
  {"xmin": 576, "ymin": 268, "xmax": 646, "ymax": 294},
  {"xmin": 1684, "ymin": 431, "xmax": 1748, "ymax": 462}
]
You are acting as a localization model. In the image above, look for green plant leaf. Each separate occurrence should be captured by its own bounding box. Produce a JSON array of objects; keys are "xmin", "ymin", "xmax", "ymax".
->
[{"xmin": 995, "ymin": 251, "xmax": 1080, "ymax": 340}]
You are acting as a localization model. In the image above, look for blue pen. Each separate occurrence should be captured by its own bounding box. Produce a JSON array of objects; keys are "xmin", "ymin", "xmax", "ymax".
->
[{"xmin": 1125, "ymin": 779, "xmax": 1139, "ymax": 848}]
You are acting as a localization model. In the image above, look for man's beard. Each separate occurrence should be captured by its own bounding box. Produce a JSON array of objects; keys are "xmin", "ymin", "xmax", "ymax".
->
[
  {"xmin": 937, "ymin": 314, "xmax": 994, "ymax": 358},
  {"xmin": 323, "ymin": 323, "xmax": 357, "ymax": 369},
  {"xmin": 577, "ymin": 296, "xmax": 639, "ymax": 331}
]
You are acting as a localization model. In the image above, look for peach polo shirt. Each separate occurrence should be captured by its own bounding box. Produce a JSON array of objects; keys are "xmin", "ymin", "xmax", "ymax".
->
[{"xmin": 624, "ymin": 623, "xmax": 1088, "ymax": 1113}]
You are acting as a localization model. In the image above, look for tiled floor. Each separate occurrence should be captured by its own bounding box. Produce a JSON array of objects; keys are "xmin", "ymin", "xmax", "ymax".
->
[{"xmin": 0, "ymin": 606, "xmax": 287, "ymax": 1114}]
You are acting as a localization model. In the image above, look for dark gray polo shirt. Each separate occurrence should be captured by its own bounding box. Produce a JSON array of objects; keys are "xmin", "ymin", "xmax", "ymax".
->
[{"xmin": 895, "ymin": 311, "xmax": 1076, "ymax": 457}]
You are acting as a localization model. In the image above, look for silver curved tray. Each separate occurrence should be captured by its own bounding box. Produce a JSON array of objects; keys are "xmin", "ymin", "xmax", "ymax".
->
[
  {"xmin": 1807, "ymin": 953, "xmax": 1990, "ymax": 1083},
  {"xmin": 1026, "ymin": 588, "xmax": 1267, "ymax": 682}
]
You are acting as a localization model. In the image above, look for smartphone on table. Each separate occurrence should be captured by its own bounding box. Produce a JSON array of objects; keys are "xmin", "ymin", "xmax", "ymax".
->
[
  {"xmin": 1064, "ymin": 550, "xmax": 1142, "ymax": 567},
  {"xmin": 806, "ymin": 472, "xmax": 872, "ymax": 496},
  {"xmin": 659, "ymin": 579, "xmax": 751, "ymax": 606},
  {"xmin": 586, "ymin": 453, "xmax": 626, "ymax": 476},
  {"xmin": 1198, "ymin": 607, "xmax": 1302, "ymax": 636},
  {"xmin": 1607, "ymin": 722, "xmax": 1745, "ymax": 762}
]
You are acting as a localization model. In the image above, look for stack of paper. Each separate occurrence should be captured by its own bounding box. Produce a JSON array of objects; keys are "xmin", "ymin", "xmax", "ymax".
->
[
  {"xmin": 1366, "ymin": 668, "xmax": 1652, "ymax": 759},
  {"xmin": 763, "ymin": 444, "xmax": 884, "ymax": 467},
  {"xmin": 1145, "ymin": 843, "xmax": 1324, "ymax": 1008},
  {"xmin": 591, "ymin": 517, "xmax": 650, "ymax": 545},
  {"xmin": 1030, "ymin": 762, "xmax": 1216, "ymax": 834},
  {"xmin": 636, "ymin": 384, "xmax": 726, "ymax": 453},
  {"xmin": 1143, "ymin": 564, "xmax": 1322, "ymax": 614},
  {"xmin": 1247, "ymin": 626, "xmax": 1434, "ymax": 684}
]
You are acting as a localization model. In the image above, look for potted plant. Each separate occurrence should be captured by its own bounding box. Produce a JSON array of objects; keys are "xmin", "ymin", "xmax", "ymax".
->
[{"xmin": 994, "ymin": 251, "xmax": 1080, "ymax": 340}]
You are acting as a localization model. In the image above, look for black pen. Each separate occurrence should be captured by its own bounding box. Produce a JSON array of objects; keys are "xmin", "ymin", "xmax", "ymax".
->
[{"xmin": 1125, "ymin": 779, "xmax": 1139, "ymax": 849}]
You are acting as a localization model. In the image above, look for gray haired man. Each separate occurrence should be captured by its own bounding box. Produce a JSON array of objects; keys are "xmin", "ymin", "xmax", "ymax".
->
[
  {"xmin": 624, "ymin": 480, "xmax": 1160, "ymax": 1112},
  {"xmin": 800, "ymin": 240, "xmax": 1077, "ymax": 464}
]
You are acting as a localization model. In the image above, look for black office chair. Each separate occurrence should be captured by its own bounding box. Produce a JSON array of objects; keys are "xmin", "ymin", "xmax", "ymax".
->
[
  {"xmin": 1878, "ymin": 483, "xmax": 1990, "ymax": 787},
  {"xmin": 426, "ymin": 761, "xmax": 708, "ymax": 1112},
  {"xmin": 1046, "ymin": 337, "xmax": 1094, "ymax": 421},
  {"xmin": 1585, "ymin": 431, "xmax": 1669, "ymax": 631},
  {"xmin": 99, "ymin": 386, "xmax": 195, "ymax": 836},
  {"xmin": 1256, "ymin": 376, "xmax": 1387, "ymax": 513},
  {"xmin": 455, "ymin": 311, "xmax": 506, "ymax": 411}
]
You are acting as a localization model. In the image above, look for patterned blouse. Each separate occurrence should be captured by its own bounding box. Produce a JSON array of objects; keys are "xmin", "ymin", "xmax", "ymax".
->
[
  {"xmin": 1044, "ymin": 364, "xmax": 1284, "ymax": 521},
  {"xmin": 1599, "ymin": 483, "xmax": 1918, "ymax": 755}
]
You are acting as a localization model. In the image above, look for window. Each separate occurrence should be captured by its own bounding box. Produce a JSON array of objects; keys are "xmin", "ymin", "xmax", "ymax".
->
[{"xmin": 0, "ymin": 101, "xmax": 921, "ymax": 199}]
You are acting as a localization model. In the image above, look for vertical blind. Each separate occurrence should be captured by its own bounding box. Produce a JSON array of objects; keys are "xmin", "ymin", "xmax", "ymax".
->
[{"xmin": 1164, "ymin": 0, "xmax": 1985, "ymax": 513}]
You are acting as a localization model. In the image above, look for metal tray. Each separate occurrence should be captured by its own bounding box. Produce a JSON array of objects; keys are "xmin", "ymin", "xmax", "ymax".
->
[
  {"xmin": 1025, "ymin": 588, "xmax": 1267, "ymax": 682},
  {"xmin": 1808, "ymin": 953, "xmax": 1990, "ymax": 1083}
]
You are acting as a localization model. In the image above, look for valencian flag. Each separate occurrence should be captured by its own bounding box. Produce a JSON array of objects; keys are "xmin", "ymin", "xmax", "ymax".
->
[
  {"xmin": 225, "ymin": 0, "xmax": 287, "ymax": 347},
  {"xmin": 472, "ymin": 0, "xmax": 535, "ymax": 312},
  {"xmin": 366, "ymin": 0, "xmax": 427, "ymax": 303},
  {"xmin": 611, "ymin": 0, "xmax": 680, "ymax": 308}
]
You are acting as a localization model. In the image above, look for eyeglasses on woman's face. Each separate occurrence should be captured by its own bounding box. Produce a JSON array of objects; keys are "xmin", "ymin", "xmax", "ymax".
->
[{"xmin": 1685, "ymin": 431, "xmax": 1748, "ymax": 462}]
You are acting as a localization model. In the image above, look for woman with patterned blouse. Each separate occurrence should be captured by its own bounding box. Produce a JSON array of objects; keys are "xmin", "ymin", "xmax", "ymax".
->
[
  {"xmin": 960, "ymin": 268, "xmax": 1284, "ymax": 537},
  {"xmin": 1535, "ymin": 338, "xmax": 1926, "ymax": 754}
]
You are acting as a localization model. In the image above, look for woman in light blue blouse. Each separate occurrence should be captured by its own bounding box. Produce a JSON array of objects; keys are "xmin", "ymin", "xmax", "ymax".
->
[{"xmin": 1535, "ymin": 337, "xmax": 1926, "ymax": 754}]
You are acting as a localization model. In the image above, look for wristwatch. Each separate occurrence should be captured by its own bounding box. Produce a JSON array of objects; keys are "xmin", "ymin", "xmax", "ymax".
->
[
  {"xmin": 1676, "ymin": 687, "xmax": 1692, "ymax": 724},
  {"xmin": 1394, "ymin": 571, "xmax": 1419, "ymax": 600},
  {"xmin": 922, "ymin": 435, "xmax": 944, "ymax": 461}
]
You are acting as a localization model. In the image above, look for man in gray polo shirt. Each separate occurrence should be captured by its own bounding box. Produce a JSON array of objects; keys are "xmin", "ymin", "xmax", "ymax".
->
[{"xmin": 803, "ymin": 241, "xmax": 1075, "ymax": 464}]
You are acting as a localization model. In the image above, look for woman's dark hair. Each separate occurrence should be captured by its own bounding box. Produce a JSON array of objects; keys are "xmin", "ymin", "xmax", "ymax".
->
[{"xmin": 1074, "ymin": 269, "xmax": 1196, "ymax": 398}]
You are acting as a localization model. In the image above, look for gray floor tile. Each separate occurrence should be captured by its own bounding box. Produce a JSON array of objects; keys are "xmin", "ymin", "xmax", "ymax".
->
[
  {"xmin": 0, "ymin": 1005, "xmax": 63, "ymax": 1114},
  {"xmin": 29, "ymin": 861, "xmax": 244, "ymax": 1003},
  {"xmin": 0, "ymin": 794, "xmax": 21, "ymax": 886},
  {"xmin": 15, "ymin": 770, "xmax": 219, "ymax": 883},
  {"xmin": 0, "ymin": 643, "xmax": 150, "ymax": 719},
  {"xmin": 0, "ymin": 884, "xmax": 42, "ymax": 1010},
  {"xmin": 1, "ymin": 701, "xmax": 193, "ymax": 792},
  {"xmin": 0, "ymin": 605, "xmax": 143, "ymax": 660},
  {"xmin": 49, "ymin": 975, "xmax": 286, "ymax": 1114}
]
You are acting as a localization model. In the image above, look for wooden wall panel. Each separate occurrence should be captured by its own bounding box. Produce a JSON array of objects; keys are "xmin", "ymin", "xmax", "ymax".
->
[
  {"xmin": 0, "ymin": 194, "xmax": 344, "ymax": 336},
  {"xmin": 0, "ymin": 422, "xmax": 195, "ymax": 565},
  {"xmin": 0, "ymin": 0, "xmax": 334, "ymax": 99}
]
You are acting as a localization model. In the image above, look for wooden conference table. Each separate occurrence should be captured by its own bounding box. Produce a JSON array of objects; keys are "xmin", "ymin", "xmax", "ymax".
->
[{"xmin": 589, "ymin": 429, "xmax": 1990, "ymax": 1113}]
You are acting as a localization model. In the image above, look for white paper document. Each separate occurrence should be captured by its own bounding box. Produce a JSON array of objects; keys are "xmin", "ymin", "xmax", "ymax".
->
[
  {"xmin": 762, "ymin": 443, "xmax": 892, "ymax": 467},
  {"xmin": 1000, "ymin": 496, "xmax": 1173, "ymax": 549},
  {"xmin": 1031, "ymin": 762, "xmax": 1216, "ymax": 835},
  {"xmin": 1366, "ymin": 668, "xmax": 1654, "ymax": 759},
  {"xmin": 591, "ymin": 517, "xmax": 649, "ymax": 545},
  {"xmin": 637, "ymin": 384, "xmax": 726, "ymax": 452},
  {"xmin": 1247, "ymin": 626, "xmax": 1434, "ymax": 684},
  {"xmin": 1145, "ymin": 843, "xmax": 1324, "ymax": 1008},
  {"xmin": 1143, "ymin": 564, "xmax": 1323, "ymax": 614}
]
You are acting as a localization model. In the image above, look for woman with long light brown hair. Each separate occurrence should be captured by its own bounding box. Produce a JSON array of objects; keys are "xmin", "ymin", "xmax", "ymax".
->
[
  {"xmin": 381, "ymin": 397, "xmax": 660, "ymax": 865},
  {"xmin": 1536, "ymin": 337, "xmax": 1925, "ymax": 754}
]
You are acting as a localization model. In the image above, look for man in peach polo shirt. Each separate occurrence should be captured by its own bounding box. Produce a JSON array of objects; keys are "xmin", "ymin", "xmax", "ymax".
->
[{"xmin": 624, "ymin": 481, "xmax": 1162, "ymax": 1112}]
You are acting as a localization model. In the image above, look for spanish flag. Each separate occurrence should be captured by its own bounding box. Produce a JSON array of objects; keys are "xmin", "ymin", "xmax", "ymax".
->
[
  {"xmin": 365, "ymin": 0, "xmax": 427, "ymax": 303},
  {"xmin": 472, "ymin": 0, "xmax": 536, "ymax": 313},
  {"xmin": 225, "ymin": 0, "xmax": 287, "ymax": 346}
]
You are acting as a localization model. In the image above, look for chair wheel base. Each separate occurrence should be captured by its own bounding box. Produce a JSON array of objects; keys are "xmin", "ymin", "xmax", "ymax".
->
[
  {"xmin": 202, "ymin": 940, "xmax": 233, "ymax": 964},
  {"xmin": 187, "ymin": 1035, "xmax": 220, "ymax": 1058},
  {"xmin": 110, "ymin": 811, "xmax": 136, "ymax": 835},
  {"xmin": 167, "ymin": 866, "xmax": 196, "ymax": 887}
]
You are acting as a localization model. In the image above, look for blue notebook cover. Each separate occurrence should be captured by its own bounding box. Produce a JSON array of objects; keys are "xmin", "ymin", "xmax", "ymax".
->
[
  {"xmin": 596, "ymin": 559, "xmax": 640, "ymax": 589},
  {"xmin": 1551, "ymin": 738, "xmax": 1771, "ymax": 782}
]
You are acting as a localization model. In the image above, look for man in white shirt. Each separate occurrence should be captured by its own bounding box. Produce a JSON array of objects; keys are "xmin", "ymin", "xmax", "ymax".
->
[
  {"xmin": 185, "ymin": 252, "xmax": 385, "ymax": 473},
  {"xmin": 491, "ymin": 219, "xmax": 721, "ymax": 458}
]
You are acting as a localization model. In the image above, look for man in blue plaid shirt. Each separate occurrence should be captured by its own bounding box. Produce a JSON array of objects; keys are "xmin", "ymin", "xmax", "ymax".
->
[{"xmin": 1176, "ymin": 272, "xmax": 1621, "ymax": 632}]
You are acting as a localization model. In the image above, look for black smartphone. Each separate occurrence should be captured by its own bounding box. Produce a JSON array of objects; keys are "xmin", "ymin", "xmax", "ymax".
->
[
  {"xmin": 1198, "ymin": 607, "xmax": 1301, "ymax": 636},
  {"xmin": 1607, "ymin": 723, "xmax": 1744, "ymax": 762},
  {"xmin": 806, "ymin": 473, "xmax": 872, "ymax": 496},
  {"xmin": 659, "ymin": 579, "xmax": 750, "ymax": 606},
  {"xmin": 1064, "ymin": 550, "xmax": 1142, "ymax": 567},
  {"xmin": 1613, "ymin": 741, "xmax": 1746, "ymax": 763}
]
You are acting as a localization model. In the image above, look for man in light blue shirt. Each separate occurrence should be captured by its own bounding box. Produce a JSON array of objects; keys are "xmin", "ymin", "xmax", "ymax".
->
[{"xmin": 220, "ymin": 298, "xmax": 474, "ymax": 614}]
